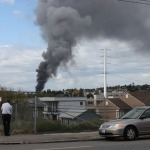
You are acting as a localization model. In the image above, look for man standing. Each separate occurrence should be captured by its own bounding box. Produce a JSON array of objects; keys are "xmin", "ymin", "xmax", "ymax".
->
[{"xmin": 1, "ymin": 100, "xmax": 12, "ymax": 136}]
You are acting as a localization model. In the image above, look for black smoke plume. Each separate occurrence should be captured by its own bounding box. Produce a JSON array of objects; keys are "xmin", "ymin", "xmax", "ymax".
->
[{"xmin": 35, "ymin": 0, "xmax": 150, "ymax": 91}]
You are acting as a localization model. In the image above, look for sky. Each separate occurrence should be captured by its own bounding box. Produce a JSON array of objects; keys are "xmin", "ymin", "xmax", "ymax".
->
[{"xmin": 0, "ymin": 0, "xmax": 150, "ymax": 92}]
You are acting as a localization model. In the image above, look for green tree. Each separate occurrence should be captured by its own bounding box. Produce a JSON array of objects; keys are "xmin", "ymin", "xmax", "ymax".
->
[
  {"xmin": 86, "ymin": 93, "xmax": 94, "ymax": 98},
  {"xmin": 79, "ymin": 88, "xmax": 84, "ymax": 97},
  {"xmin": 0, "ymin": 87, "xmax": 26, "ymax": 105}
]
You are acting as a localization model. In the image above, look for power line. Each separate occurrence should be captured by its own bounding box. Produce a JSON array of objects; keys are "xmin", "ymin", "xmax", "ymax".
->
[
  {"xmin": 118, "ymin": 0, "xmax": 150, "ymax": 5},
  {"xmin": 109, "ymin": 73, "xmax": 149, "ymax": 84}
]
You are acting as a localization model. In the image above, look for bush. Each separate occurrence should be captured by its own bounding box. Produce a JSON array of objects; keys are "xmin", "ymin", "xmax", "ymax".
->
[
  {"xmin": 36, "ymin": 119, "xmax": 102, "ymax": 133},
  {"xmin": 10, "ymin": 119, "xmax": 103, "ymax": 134},
  {"xmin": 37, "ymin": 120, "xmax": 67, "ymax": 133}
]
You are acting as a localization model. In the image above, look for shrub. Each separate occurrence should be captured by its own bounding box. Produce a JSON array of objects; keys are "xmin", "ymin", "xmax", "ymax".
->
[
  {"xmin": 37, "ymin": 120, "xmax": 67, "ymax": 133},
  {"xmin": 10, "ymin": 119, "xmax": 103, "ymax": 134}
]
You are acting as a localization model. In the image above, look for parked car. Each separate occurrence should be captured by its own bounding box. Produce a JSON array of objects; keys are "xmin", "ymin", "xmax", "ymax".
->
[{"xmin": 99, "ymin": 106, "xmax": 150, "ymax": 140}]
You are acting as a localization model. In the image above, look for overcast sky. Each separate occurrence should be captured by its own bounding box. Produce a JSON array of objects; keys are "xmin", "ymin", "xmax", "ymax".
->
[{"xmin": 0, "ymin": 0, "xmax": 150, "ymax": 92}]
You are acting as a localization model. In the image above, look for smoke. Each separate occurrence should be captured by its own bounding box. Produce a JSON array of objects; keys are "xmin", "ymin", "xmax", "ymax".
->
[{"xmin": 35, "ymin": 0, "xmax": 150, "ymax": 91}]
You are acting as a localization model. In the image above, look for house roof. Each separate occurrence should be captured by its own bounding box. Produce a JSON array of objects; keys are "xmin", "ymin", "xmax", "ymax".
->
[
  {"xmin": 108, "ymin": 98, "xmax": 131, "ymax": 110},
  {"xmin": 59, "ymin": 109, "xmax": 86, "ymax": 119},
  {"xmin": 129, "ymin": 92, "xmax": 150, "ymax": 106},
  {"xmin": 39, "ymin": 97, "xmax": 86, "ymax": 102},
  {"xmin": 28, "ymin": 98, "xmax": 44, "ymax": 108}
]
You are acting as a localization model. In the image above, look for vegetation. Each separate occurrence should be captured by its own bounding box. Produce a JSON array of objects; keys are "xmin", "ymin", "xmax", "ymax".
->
[
  {"xmin": 36, "ymin": 120, "xmax": 102, "ymax": 133},
  {"xmin": 0, "ymin": 83, "xmax": 150, "ymax": 134},
  {"xmin": 1, "ymin": 119, "xmax": 101, "ymax": 134},
  {"xmin": 0, "ymin": 86, "xmax": 26, "ymax": 104}
]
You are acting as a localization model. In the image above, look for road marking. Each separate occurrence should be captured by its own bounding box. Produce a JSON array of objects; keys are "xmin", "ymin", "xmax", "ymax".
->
[{"xmin": 34, "ymin": 146, "xmax": 92, "ymax": 150}]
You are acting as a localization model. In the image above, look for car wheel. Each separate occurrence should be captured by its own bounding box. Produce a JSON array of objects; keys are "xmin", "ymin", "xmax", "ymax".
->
[{"xmin": 124, "ymin": 127, "xmax": 136, "ymax": 141}]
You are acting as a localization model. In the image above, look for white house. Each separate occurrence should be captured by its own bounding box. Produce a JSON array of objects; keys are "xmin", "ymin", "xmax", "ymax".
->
[{"xmin": 39, "ymin": 97, "xmax": 86, "ymax": 121}]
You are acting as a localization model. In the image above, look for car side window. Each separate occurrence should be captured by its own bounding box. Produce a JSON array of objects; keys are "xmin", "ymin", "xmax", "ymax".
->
[{"xmin": 142, "ymin": 109, "xmax": 150, "ymax": 118}]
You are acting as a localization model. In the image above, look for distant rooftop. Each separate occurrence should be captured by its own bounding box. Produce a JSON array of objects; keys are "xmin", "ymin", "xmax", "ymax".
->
[
  {"xmin": 39, "ymin": 97, "xmax": 86, "ymax": 102},
  {"xmin": 59, "ymin": 109, "xmax": 87, "ymax": 119},
  {"xmin": 129, "ymin": 91, "xmax": 150, "ymax": 106}
]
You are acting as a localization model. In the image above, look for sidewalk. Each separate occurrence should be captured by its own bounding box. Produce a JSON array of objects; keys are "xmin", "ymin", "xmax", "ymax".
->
[{"xmin": 0, "ymin": 131, "xmax": 103, "ymax": 144}]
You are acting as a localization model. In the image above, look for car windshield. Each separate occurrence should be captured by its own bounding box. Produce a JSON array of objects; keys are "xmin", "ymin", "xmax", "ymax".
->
[{"xmin": 121, "ymin": 108, "xmax": 146, "ymax": 119}]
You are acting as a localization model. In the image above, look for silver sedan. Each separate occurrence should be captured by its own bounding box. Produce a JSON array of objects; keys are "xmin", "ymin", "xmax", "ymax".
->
[{"xmin": 99, "ymin": 106, "xmax": 150, "ymax": 140}]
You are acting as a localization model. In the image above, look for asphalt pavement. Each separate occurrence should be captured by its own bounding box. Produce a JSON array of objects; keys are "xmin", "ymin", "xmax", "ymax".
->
[{"xmin": 0, "ymin": 131, "xmax": 103, "ymax": 144}]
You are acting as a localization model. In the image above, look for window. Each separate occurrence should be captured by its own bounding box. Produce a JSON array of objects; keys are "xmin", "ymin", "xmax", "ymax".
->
[
  {"xmin": 121, "ymin": 108, "xmax": 146, "ymax": 119},
  {"xmin": 106, "ymin": 101, "xmax": 108, "ymax": 106},
  {"xmin": 120, "ymin": 110, "xmax": 124, "ymax": 118},
  {"xmin": 116, "ymin": 110, "xmax": 119, "ymax": 118},
  {"xmin": 142, "ymin": 109, "xmax": 150, "ymax": 118},
  {"xmin": 80, "ymin": 102, "xmax": 83, "ymax": 105},
  {"xmin": 88, "ymin": 101, "xmax": 93, "ymax": 105}
]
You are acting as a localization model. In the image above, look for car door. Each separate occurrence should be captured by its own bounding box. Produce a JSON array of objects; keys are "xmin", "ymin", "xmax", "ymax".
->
[{"xmin": 138, "ymin": 109, "xmax": 150, "ymax": 135}]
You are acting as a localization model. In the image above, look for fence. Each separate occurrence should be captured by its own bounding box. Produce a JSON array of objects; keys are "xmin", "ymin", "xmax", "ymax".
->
[
  {"xmin": 0, "ymin": 100, "xmax": 44, "ymax": 134},
  {"xmin": 0, "ymin": 98, "xmax": 130, "ymax": 134}
]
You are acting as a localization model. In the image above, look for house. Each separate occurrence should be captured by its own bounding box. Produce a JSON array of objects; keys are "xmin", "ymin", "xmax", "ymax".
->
[
  {"xmin": 86, "ymin": 95, "xmax": 104, "ymax": 115},
  {"xmin": 120, "ymin": 91, "xmax": 150, "ymax": 108},
  {"xmin": 59, "ymin": 109, "xmax": 100, "ymax": 125},
  {"xmin": 27, "ymin": 98, "xmax": 44, "ymax": 120},
  {"xmin": 98, "ymin": 98, "xmax": 131, "ymax": 121},
  {"xmin": 39, "ymin": 97, "xmax": 86, "ymax": 121},
  {"xmin": 98, "ymin": 91, "xmax": 150, "ymax": 121}
]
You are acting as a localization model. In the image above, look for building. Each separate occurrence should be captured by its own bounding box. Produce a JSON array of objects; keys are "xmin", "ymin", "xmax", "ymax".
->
[
  {"xmin": 39, "ymin": 97, "xmax": 86, "ymax": 121},
  {"xmin": 120, "ymin": 91, "xmax": 150, "ymax": 108},
  {"xmin": 98, "ymin": 98, "xmax": 131, "ymax": 121},
  {"xmin": 98, "ymin": 91, "xmax": 150, "ymax": 121},
  {"xmin": 59, "ymin": 109, "xmax": 100, "ymax": 125}
]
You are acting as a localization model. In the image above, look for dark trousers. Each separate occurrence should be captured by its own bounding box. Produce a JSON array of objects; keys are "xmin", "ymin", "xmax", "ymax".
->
[{"xmin": 2, "ymin": 114, "xmax": 11, "ymax": 136}]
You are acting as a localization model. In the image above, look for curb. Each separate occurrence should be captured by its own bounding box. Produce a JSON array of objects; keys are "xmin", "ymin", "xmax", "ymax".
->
[
  {"xmin": 0, "ymin": 132, "xmax": 103, "ymax": 145},
  {"xmin": 0, "ymin": 137, "xmax": 103, "ymax": 145}
]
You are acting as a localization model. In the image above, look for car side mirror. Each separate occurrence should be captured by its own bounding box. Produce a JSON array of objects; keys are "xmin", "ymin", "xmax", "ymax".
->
[{"xmin": 140, "ymin": 115, "xmax": 147, "ymax": 119}]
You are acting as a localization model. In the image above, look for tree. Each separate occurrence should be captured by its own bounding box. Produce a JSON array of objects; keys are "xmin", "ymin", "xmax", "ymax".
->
[
  {"xmin": 94, "ymin": 89, "xmax": 99, "ymax": 95},
  {"xmin": 86, "ymin": 93, "xmax": 94, "ymax": 98},
  {"xmin": 0, "ymin": 86, "xmax": 26, "ymax": 104},
  {"xmin": 79, "ymin": 88, "xmax": 84, "ymax": 97},
  {"xmin": 141, "ymin": 84, "xmax": 150, "ymax": 91}
]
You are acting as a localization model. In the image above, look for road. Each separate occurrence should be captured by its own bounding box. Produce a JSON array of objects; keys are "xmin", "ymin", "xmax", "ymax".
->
[{"xmin": 1, "ymin": 138, "xmax": 150, "ymax": 150}]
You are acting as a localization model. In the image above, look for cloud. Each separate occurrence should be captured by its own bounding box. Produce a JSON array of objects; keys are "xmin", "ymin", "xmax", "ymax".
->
[
  {"xmin": 13, "ymin": 10, "xmax": 26, "ymax": 19},
  {"xmin": 0, "ymin": 45, "xmax": 43, "ymax": 91},
  {"xmin": 142, "ymin": 74, "xmax": 150, "ymax": 77},
  {"xmin": 0, "ymin": 0, "xmax": 14, "ymax": 4},
  {"xmin": 0, "ymin": 45, "xmax": 12, "ymax": 48}
]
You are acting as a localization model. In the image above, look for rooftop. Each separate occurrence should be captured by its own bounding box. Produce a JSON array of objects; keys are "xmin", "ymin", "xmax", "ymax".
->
[
  {"xmin": 39, "ymin": 97, "xmax": 86, "ymax": 102},
  {"xmin": 108, "ymin": 98, "xmax": 132, "ymax": 110},
  {"xmin": 129, "ymin": 91, "xmax": 150, "ymax": 106}
]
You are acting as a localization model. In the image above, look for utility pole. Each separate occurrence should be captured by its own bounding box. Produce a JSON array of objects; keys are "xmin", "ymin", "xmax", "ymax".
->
[
  {"xmin": 103, "ymin": 48, "xmax": 108, "ymax": 122},
  {"xmin": 15, "ymin": 103, "xmax": 18, "ymax": 129},
  {"xmin": 104, "ymin": 48, "xmax": 107, "ymax": 99},
  {"xmin": 34, "ymin": 96, "xmax": 37, "ymax": 134}
]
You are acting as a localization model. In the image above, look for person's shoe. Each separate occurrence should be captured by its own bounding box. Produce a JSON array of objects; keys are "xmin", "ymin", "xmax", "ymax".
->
[{"xmin": 5, "ymin": 134, "xmax": 10, "ymax": 136}]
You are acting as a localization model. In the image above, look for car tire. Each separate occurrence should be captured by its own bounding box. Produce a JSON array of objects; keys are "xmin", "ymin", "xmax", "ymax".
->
[{"xmin": 124, "ymin": 127, "xmax": 136, "ymax": 141}]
